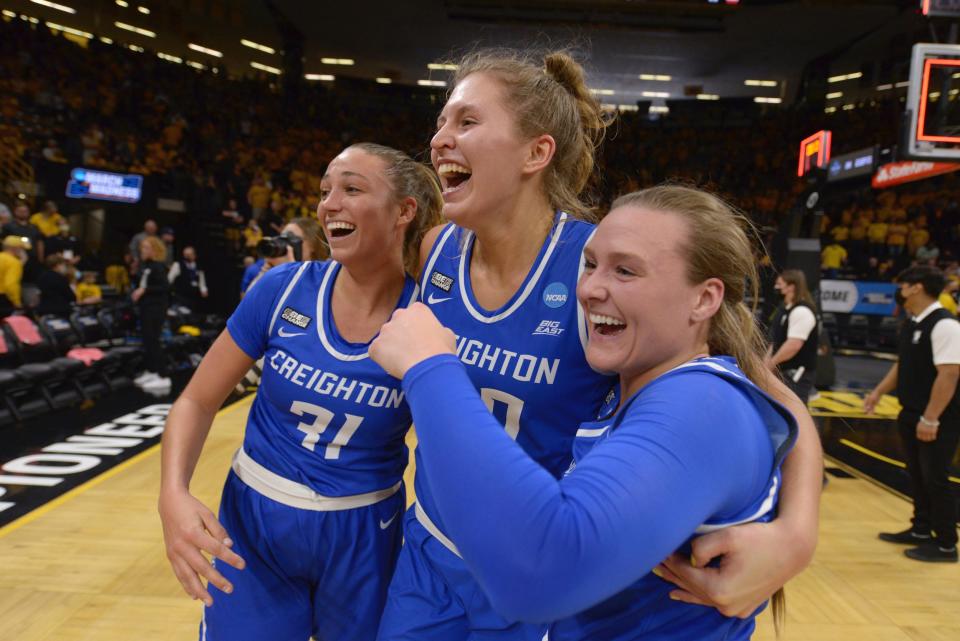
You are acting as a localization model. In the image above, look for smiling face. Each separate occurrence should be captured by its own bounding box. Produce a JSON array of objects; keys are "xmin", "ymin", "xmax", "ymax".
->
[
  {"xmin": 430, "ymin": 72, "xmax": 536, "ymax": 227},
  {"xmin": 578, "ymin": 205, "xmax": 718, "ymax": 394},
  {"xmin": 318, "ymin": 147, "xmax": 409, "ymax": 269}
]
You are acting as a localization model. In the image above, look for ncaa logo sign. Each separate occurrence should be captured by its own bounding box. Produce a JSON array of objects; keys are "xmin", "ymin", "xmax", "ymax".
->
[{"xmin": 543, "ymin": 282, "xmax": 568, "ymax": 308}]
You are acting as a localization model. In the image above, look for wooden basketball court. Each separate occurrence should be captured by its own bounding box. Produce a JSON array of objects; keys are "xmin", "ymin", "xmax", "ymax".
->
[{"xmin": 1, "ymin": 394, "xmax": 958, "ymax": 641}]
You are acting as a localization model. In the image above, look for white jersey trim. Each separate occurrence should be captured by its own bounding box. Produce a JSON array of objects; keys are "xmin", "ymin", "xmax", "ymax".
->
[
  {"xmin": 232, "ymin": 448, "xmax": 401, "ymax": 511},
  {"xmin": 315, "ymin": 261, "xmax": 419, "ymax": 362},
  {"xmin": 457, "ymin": 213, "xmax": 569, "ymax": 324},
  {"xmin": 575, "ymin": 425, "xmax": 610, "ymax": 438},
  {"xmin": 267, "ymin": 262, "xmax": 310, "ymax": 336},
  {"xmin": 415, "ymin": 500, "xmax": 462, "ymax": 558},
  {"xmin": 419, "ymin": 224, "xmax": 457, "ymax": 301}
]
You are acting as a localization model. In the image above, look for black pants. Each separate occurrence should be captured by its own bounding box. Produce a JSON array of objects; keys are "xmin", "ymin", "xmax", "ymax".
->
[
  {"xmin": 139, "ymin": 302, "xmax": 168, "ymax": 376},
  {"xmin": 897, "ymin": 410, "xmax": 960, "ymax": 547},
  {"xmin": 0, "ymin": 294, "xmax": 14, "ymax": 319},
  {"xmin": 784, "ymin": 368, "xmax": 815, "ymax": 404}
]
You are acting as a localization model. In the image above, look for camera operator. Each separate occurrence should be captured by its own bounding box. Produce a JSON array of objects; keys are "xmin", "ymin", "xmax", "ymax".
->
[{"xmin": 242, "ymin": 217, "xmax": 325, "ymax": 295}]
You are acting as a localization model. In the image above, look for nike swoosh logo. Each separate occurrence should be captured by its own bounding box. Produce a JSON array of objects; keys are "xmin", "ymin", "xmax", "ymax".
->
[
  {"xmin": 427, "ymin": 293, "xmax": 452, "ymax": 304},
  {"xmin": 278, "ymin": 327, "xmax": 306, "ymax": 338},
  {"xmin": 379, "ymin": 511, "xmax": 399, "ymax": 530}
]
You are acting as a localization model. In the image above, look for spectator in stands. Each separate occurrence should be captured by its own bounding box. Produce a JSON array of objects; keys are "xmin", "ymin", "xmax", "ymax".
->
[
  {"xmin": 132, "ymin": 236, "xmax": 171, "ymax": 391},
  {"xmin": 45, "ymin": 221, "xmax": 82, "ymax": 264},
  {"xmin": 767, "ymin": 269, "xmax": 819, "ymax": 403},
  {"xmin": 916, "ymin": 240, "xmax": 940, "ymax": 265},
  {"xmin": 865, "ymin": 266, "xmax": 960, "ymax": 563},
  {"xmin": 129, "ymin": 219, "xmax": 158, "ymax": 263},
  {"xmin": 30, "ymin": 200, "xmax": 65, "ymax": 238},
  {"xmin": 867, "ymin": 218, "xmax": 889, "ymax": 259},
  {"xmin": 847, "ymin": 218, "xmax": 868, "ymax": 274},
  {"xmin": 0, "ymin": 201, "xmax": 11, "ymax": 228},
  {"xmin": 168, "ymin": 245, "xmax": 208, "ymax": 310},
  {"xmin": 247, "ymin": 175, "xmax": 270, "ymax": 221},
  {"xmin": 75, "ymin": 271, "xmax": 102, "ymax": 305},
  {"xmin": 0, "ymin": 236, "xmax": 28, "ymax": 317},
  {"xmin": 939, "ymin": 278, "xmax": 958, "ymax": 316},
  {"xmin": 41, "ymin": 138, "xmax": 67, "ymax": 163},
  {"xmin": 261, "ymin": 197, "xmax": 286, "ymax": 235},
  {"xmin": 242, "ymin": 217, "xmax": 262, "ymax": 256},
  {"xmin": 35, "ymin": 254, "xmax": 75, "ymax": 317},
  {"xmin": 821, "ymin": 240, "xmax": 847, "ymax": 279},
  {"xmin": 160, "ymin": 227, "xmax": 176, "ymax": 268},
  {"xmin": 3, "ymin": 202, "xmax": 43, "ymax": 280},
  {"xmin": 886, "ymin": 218, "xmax": 909, "ymax": 260}
]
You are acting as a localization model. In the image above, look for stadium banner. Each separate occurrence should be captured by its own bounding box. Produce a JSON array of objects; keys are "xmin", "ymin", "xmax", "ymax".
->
[
  {"xmin": 820, "ymin": 279, "xmax": 897, "ymax": 315},
  {"xmin": 65, "ymin": 167, "xmax": 144, "ymax": 203},
  {"xmin": 871, "ymin": 160, "xmax": 960, "ymax": 189}
]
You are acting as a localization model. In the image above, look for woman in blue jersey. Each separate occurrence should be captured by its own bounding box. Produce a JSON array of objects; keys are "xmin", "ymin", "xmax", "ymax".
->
[
  {"xmin": 371, "ymin": 185, "xmax": 797, "ymax": 639},
  {"xmin": 158, "ymin": 143, "xmax": 442, "ymax": 641},
  {"xmin": 377, "ymin": 49, "xmax": 822, "ymax": 641}
]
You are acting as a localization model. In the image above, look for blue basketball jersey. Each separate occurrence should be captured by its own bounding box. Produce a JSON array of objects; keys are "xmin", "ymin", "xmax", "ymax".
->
[
  {"xmin": 416, "ymin": 212, "xmax": 616, "ymax": 535},
  {"xmin": 226, "ymin": 260, "xmax": 417, "ymax": 497},
  {"xmin": 549, "ymin": 356, "xmax": 796, "ymax": 641}
]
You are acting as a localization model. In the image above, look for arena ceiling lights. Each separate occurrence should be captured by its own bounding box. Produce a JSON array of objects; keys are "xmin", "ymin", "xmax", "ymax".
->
[
  {"xmin": 590, "ymin": 88, "xmax": 615, "ymax": 96},
  {"xmin": 30, "ymin": 0, "xmax": 75, "ymax": 14},
  {"xmin": 642, "ymin": 91, "xmax": 669, "ymax": 98},
  {"xmin": 828, "ymin": 71, "xmax": 862, "ymax": 83},
  {"xmin": 250, "ymin": 61, "xmax": 280, "ymax": 74},
  {"xmin": 639, "ymin": 74, "xmax": 671, "ymax": 81},
  {"xmin": 241, "ymin": 39, "xmax": 275, "ymax": 55},
  {"xmin": 428, "ymin": 63, "xmax": 458, "ymax": 71},
  {"xmin": 137, "ymin": 6, "xmax": 149, "ymax": 14},
  {"xmin": 46, "ymin": 21, "xmax": 91, "ymax": 39},
  {"xmin": 305, "ymin": 74, "xmax": 335, "ymax": 81},
  {"xmin": 696, "ymin": 93, "xmax": 720, "ymax": 100},
  {"xmin": 755, "ymin": 97, "xmax": 782, "ymax": 104},
  {"xmin": 114, "ymin": 21, "xmax": 155, "ymax": 38},
  {"xmin": 745, "ymin": 79, "xmax": 777, "ymax": 87},
  {"xmin": 188, "ymin": 43, "xmax": 222, "ymax": 58},
  {"xmin": 321, "ymin": 58, "xmax": 355, "ymax": 66},
  {"xmin": 375, "ymin": 77, "xmax": 392, "ymax": 84},
  {"xmin": 418, "ymin": 79, "xmax": 447, "ymax": 87}
]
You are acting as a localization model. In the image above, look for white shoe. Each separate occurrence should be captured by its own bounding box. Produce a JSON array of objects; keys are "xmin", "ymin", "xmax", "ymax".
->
[
  {"xmin": 134, "ymin": 371, "xmax": 159, "ymax": 385},
  {"xmin": 142, "ymin": 376, "xmax": 172, "ymax": 390}
]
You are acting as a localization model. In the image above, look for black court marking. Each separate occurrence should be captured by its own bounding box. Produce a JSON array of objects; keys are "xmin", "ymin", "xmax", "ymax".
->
[{"xmin": 0, "ymin": 374, "xmax": 250, "ymax": 527}]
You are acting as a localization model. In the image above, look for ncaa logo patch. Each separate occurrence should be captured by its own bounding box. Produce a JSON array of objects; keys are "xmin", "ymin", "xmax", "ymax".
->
[
  {"xmin": 543, "ymin": 282, "xmax": 568, "ymax": 308},
  {"xmin": 430, "ymin": 270, "xmax": 454, "ymax": 292},
  {"xmin": 281, "ymin": 306, "xmax": 312, "ymax": 329}
]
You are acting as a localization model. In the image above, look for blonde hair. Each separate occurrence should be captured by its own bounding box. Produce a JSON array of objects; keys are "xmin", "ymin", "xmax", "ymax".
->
[
  {"xmin": 288, "ymin": 216, "xmax": 327, "ymax": 261},
  {"xmin": 347, "ymin": 143, "xmax": 444, "ymax": 275},
  {"xmin": 141, "ymin": 236, "xmax": 166, "ymax": 263},
  {"xmin": 611, "ymin": 185, "xmax": 785, "ymax": 631},
  {"xmin": 452, "ymin": 49, "xmax": 610, "ymax": 220}
]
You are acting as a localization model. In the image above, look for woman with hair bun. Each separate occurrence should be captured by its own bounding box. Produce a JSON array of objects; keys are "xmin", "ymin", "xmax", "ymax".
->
[{"xmin": 376, "ymin": 48, "xmax": 823, "ymax": 641}]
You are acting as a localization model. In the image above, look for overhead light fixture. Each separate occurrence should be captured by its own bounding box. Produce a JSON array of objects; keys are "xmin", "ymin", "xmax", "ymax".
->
[
  {"xmin": 321, "ymin": 58, "xmax": 354, "ymax": 66},
  {"xmin": 842, "ymin": 103, "xmax": 855, "ymax": 110},
  {"xmin": 137, "ymin": 5, "xmax": 149, "ymax": 14},
  {"xmin": 418, "ymin": 79, "xmax": 447, "ymax": 87},
  {"xmin": 826, "ymin": 91, "xmax": 843, "ymax": 99},
  {"xmin": 639, "ymin": 74, "xmax": 671, "ymax": 81},
  {"xmin": 21, "ymin": 14, "xmax": 40, "ymax": 23},
  {"xmin": 185, "ymin": 60, "xmax": 206, "ymax": 70},
  {"xmin": 46, "ymin": 21, "xmax": 92, "ymax": 38},
  {"xmin": 696, "ymin": 93, "xmax": 720, "ymax": 100},
  {"xmin": 157, "ymin": 52, "xmax": 182, "ymax": 64},
  {"xmin": 126, "ymin": 43, "xmax": 143, "ymax": 52},
  {"xmin": 251, "ymin": 61, "xmax": 281, "ymax": 74},
  {"xmin": 99, "ymin": 36, "xmax": 113, "ymax": 44},
  {"xmin": 876, "ymin": 84, "xmax": 893, "ymax": 91},
  {"xmin": 375, "ymin": 77, "xmax": 392, "ymax": 84},
  {"xmin": 241, "ymin": 39, "xmax": 275, "ymax": 54},
  {"xmin": 617, "ymin": 104, "xmax": 640, "ymax": 112},
  {"xmin": 115, "ymin": 0, "xmax": 128, "ymax": 6},
  {"xmin": 828, "ymin": 71, "xmax": 863, "ymax": 83},
  {"xmin": 894, "ymin": 81, "xmax": 910, "ymax": 88},
  {"xmin": 427, "ymin": 63, "xmax": 457, "ymax": 71},
  {"xmin": 305, "ymin": 73, "xmax": 335, "ymax": 81},
  {"xmin": 754, "ymin": 97, "xmax": 782, "ymax": 104},
  {"xmin": 649, "ymin": 106, "xmax": 670, "ymax": 114},
  {"xmin": 824, "ymin": 106, "xmax": 837, "ymax": 114},
  {"xmin": 31, "ymin": 0, "xmax": 76, "ymax": 14},
  {"xmin": 590, "ymin": 88, "xmax": 615, "ymax": 96},
  {"xmin": 745, "ymin": 79, "xmax": 777, "ymax": 87},
  {"xmin": 641, "ymin": 91, "xmax": 669, "ymax": 98},
  {"xmin": 114, "ymin": 21, "xmax": 155, "ymax": 37},
  {"xmin": 2, "ymin": 10, "xmax": 16, "ymax": 17},
  {"xmin": 188, "ymin": 43, "xmax": 222, "ymax": 57}
]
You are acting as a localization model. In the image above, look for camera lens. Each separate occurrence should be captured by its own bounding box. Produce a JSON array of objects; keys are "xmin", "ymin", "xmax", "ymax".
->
[{"xmin": 256, "ymin": 236, "xmax": 290, "ymax": 258}]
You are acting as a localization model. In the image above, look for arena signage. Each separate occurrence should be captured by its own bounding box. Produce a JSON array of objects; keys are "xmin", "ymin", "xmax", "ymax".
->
[
  {"xmin": 826, "ymin": 147, "xmax": 877, "ymax": 182},
  {"xmin": 820, "ymin": 280, "xmax": 897, "ymax": 315},
  {"xmin": 0, "ymin": 404, "xmax": 170, "ymax": 520},
  {"xmin": 871, "ymin": 160, "xmax": 960, "ymax": 188},
  {"xmin": 65, "ymin": 167, "xmax": 144, "ymax": 203},
  {"xmin": 922, "ymin": 0, "xmax": 960, "ymax": 17}
]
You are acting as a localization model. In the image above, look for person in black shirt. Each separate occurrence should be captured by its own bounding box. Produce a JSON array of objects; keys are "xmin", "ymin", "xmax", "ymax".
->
[
  {"xmin": 3, "ymin": 202, "xmax": 43, "ymax": 282},
  {"xmin": 45, "ymin": 222, "xmax": 83, "ymax": 265},
  {"xmin": 167, "ymin": 245, "xmax": 208, "ymax": 311},
  {"xmin": 35, "ymin": 254, "xmax": 75, "ymax": 317},
  {"xmin": 132, "ymin": 236, "xmax": 172, "ymax": 391},
  {"xmin": 865, "ymin": 265, "xmax": 960, "ymax": 563},
  {"xmin": 766, "ymin": 269, "xmax": 819, "ymax": 402}
]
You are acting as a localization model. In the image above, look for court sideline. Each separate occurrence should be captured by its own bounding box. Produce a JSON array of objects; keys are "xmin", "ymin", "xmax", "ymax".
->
[{"xmin": 0, "ymin": 395, "xmax": 958, "ymax": 641}]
